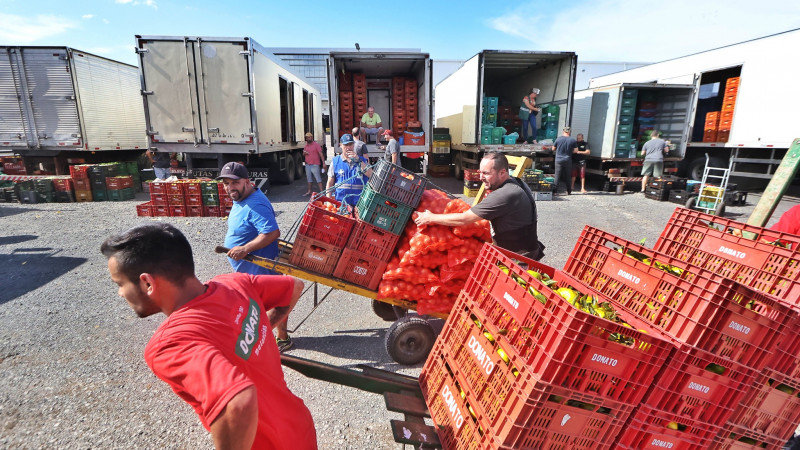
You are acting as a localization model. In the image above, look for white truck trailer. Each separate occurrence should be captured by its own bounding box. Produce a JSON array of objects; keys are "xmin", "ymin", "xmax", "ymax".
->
[
  {"xmin": 0, "ymin": 46, "xmax": 146, "ymax": 173},
  {"xmin": 435, "ymin": 50, "xmax": 578, "ymax": 178},
  {"xmin": 326, "ymin": 51, "xmax": 432, "ymax": 159},
  {"xmin": 136, "ymin": 36, "xmax": 323, "ymax": 184},
  {"xmin": 579, "ymin": 29, "xmax": 800, "ymax": 182}
]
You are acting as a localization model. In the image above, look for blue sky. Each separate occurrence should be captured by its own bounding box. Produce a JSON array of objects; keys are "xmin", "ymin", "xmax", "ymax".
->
[{"xmin": 1, "ymin": 0, "xmax": 798, "ymax": 66}]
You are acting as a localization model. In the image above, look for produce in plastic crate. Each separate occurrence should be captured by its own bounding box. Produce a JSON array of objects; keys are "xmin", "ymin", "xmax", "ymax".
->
[
  {"xmin": 726, "ymin": 367, "xmax": 800, "ymax": 439},
  {"xmin": 356, "ymin": 186, "xmax": 414, "ymax": 235},
  {"xmin": 297, "ymin": 195, "xmax": 356, "ymax": 247},
  {"xmin": 367, "ymin": 159, "xmax": 426, "ymax": 208},
  {"xmin": 333, "ymin": 249, "xmax": 388, "ymax": 290},
  {"xmin": 288, "ymin": 234, "xmax": 342, "ymax": 276},
  {"xmin": 565, "ymin": 225, "xmax": 793, "ymax": 370},
  {"xmin": 614, "ymin": 404, "xmax": 721, "ymax": 449},
  {"xmin": 710, "ymin": 423, "xmax": 784, "ymax": 450},
  {"xmin": 346, "ymin": 220, "xmax": 400, "ymax": 262}
]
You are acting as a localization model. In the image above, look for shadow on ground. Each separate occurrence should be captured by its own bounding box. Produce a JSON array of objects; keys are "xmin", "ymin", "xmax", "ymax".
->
[{"xmin": 0, "ymin": 248, "xmax": 87, "ymax": 304}]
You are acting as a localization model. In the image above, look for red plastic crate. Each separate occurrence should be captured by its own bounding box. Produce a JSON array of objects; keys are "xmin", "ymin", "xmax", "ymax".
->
[
  {"xmin": 615, "ymin": 404, "xmax": 721, "ymax": 449},
  {"xmin": 332, "ymin": 249, "xmax": 388, "ymax": 290},
  {"xmin": 770, "ymin": 318, "xmax": 800, "ymax": 378},
  {"xmin": 727, "ymin": 367, "xmax": 800, "ymax": 439},
  {"xmin": 185, "ymin": 194, "xmax": 203, "ymax": 206},
  {"xmin": 150, "ymin": 193, "xmax": 167, "ymax": 206},
  {"xmin": 52, "ymin": 177, "xmax": 74, "ymax": 192},
  {"xmin": 288, "ymin": 235, "xmax": 342, "ymax": 276},
  {"xmin": 221, "ymin": 206, "xmax": 232, "ymax": 217},
  {"xmin": 710, "ymin": 423, "xmax": 784, "ymax": 450},
  {"xmin": 148, "ymin": 181, "xmax": 167, "ymax": 194},
  {"xmin": 69, "ymin": 164, "xmax": 91, "ymax": 179},
  {"xmin": 74, "ymin": 178, "xmax": 91, "ymax": 191},
  {"xmin": 297, "ymin": 195, "xmax": 356, "ymax": 247},
  {"xmin": 203, "ymin": 206, "xmax": 221, "ymax": 217},
  {"xmin": 105, "ymin": 176, "xmax": 133, "ymax": 190},
  {"xmin": 464, "ymin": 169, "xmax": 482, "ymax": 182},
  {"xmin": 165, "ymin": 181, "xmax": 184, "ymax": 195},
  {"xmin": 458, "ymin": 244, "xmax": 674, "ymax": 406},
  {"xmin": 565, "ymin": 226, "xmax": 793, "ymax": 370},
  {"xmin": 153, "ymin": 205, "xmax": 170, "ymax": 217},
  {"xmin": 366, "ymin": 159, "xmax": 426, "ymax": 208},
  {"xmin": 216, "ymin": 182, "xmax": 227, "ymax": 195},
  {"xmin": 169, "ymin": 205, "xmax": 186, "ymax": 217},
  {"xmin": 167, "ymin": 194, "xmax": 185, "ymax": 205},
  {"xmin": 184, "ymin": 180, "xmax": 202, "ymax": 195},
  {"xmin": 641, "ymin": 344, "xmax": 756, "ymax": 425},
  {"xmin": 346, "ymin": 220, "xmax": 401, "ymax": 262},
  {"xmin": 654, "ymin": 207, "xmax": 800, "ymax": 303},
  {"xmin": 220, "ymin": 195, "xmax": 233, "ymax": 207},
  {"xmin": 136, "ymin": 202, "xmax": 153, "ymax": 217},
  {"xmin": 187, "ymin": 205, "xmax": 203, "ymax": 217}
]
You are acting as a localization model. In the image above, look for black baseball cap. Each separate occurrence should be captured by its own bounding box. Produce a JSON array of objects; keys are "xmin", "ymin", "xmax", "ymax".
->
[{"xmin": 217, "ymin": 162, "xmax": 248, "ymax": 180}]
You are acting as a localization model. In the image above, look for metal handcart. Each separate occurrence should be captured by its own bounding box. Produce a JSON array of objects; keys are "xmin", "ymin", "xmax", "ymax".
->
[{"xmin": 685, "ymin": 153, "xmax": 733, "ymax": 216}]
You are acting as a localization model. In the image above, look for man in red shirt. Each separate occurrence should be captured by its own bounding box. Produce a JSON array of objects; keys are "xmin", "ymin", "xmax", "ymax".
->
[
  {"xmin": 101, "ymin": 223, "xmax": 316, "ymax": 449},
  {"xmin": 303, "ymin": 132, "xmax": 325, "ymax": 196},
  {"xmin": 771, "ymin": 204, "xmax": 800, "ymax": 235}
]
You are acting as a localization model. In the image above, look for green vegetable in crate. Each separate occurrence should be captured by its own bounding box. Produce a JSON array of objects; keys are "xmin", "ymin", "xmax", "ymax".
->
[
  {"xmin": 705, "ymin": 363, "xmax": 727, "ymax": 375},
  {"xmin": 776, "ymin": 383, "xmax": 796, "ymax": 395}
]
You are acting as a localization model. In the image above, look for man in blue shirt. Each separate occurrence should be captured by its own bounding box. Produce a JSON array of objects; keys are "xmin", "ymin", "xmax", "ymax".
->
[
  {"xmin": 326, "ymin": 134, "xmax": 372, "ymax": 207},
  {"xmin": 219, "ymin": 162, "xmax": 293, "ymax": 352}
]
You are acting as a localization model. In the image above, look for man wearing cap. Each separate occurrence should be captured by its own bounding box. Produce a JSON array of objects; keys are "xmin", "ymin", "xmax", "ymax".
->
[
  {"xmin": 359, "ymin": 106, "xmax": 384, "ymax": 144},
  {"xmin": 326, "ymin": 134, "xmax": 371, "ymax": 207},
  {"xmin": 379, "ymin": 129, "xmax": 399, "ymax": 165},
  {"xmin": 550, "ymin": 127, "xmax": 578, "ymax": 195},
  {"xmin": 302, "ymin": 132, "xmax": 325, "ymax": 196},
  {"xmin": 219, "ymin": 162, "xmax": 293, "ymax": 352}
]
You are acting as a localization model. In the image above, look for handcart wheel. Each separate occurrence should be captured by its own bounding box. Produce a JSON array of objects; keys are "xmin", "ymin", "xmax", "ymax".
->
[
  {"xmin": 714, "ymin": 201, "xmax": 726, "ymax": 217},
  {"xmin": 684, "ymin": 196, "xmax": 696, "ymax": 210},
  {"xmin": 384, "ymin": 316, "xmax": 435, "ymax": 365},
  {"xmin": 371, "ymin": 300, "xmax": 407, "ymax": 322}
]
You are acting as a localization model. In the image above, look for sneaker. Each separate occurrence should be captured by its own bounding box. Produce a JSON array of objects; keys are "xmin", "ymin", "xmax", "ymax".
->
[{"xmin": 276, "ymin": 337, "xmax": 293, "ymax": 352}]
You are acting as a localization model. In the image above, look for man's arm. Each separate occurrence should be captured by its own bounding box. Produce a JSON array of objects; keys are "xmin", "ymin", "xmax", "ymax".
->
[
  {"xmin": 415, "ymin": 209, "xmax": 481, "ymax": 227},
  {"xmin": 209, "ymin": 386, "xmax": 258, "ymax": 450},
  {"xmin": 267, "ymin": 277, "xmax": 303, "ymax": 329},
  {"xmin": 227, "ymin": 229, "xmax": 280, "ymax": 261}
]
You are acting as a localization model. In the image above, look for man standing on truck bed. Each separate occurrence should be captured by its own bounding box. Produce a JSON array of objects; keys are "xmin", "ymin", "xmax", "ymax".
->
[
  {"xmin": 414, "ymin": 151, "xmax": 545, "ymax": 260},
  {"xmin": 641, "ymin": 130, "xmax": 670, "ymax": 193},
  {"xmin": 219, "ymin": 162, "xmax": 294, "ymax": 352},
  {"xmin": 359, "ymin": 106, "xmax": 384, "ymax": 144},
  {"xmin": 101, "ymin": 223, "xmax": 317, "ymax": 450}
]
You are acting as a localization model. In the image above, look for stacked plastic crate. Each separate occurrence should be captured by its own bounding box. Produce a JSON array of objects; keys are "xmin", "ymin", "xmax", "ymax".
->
[
  {"xmin": 139, "ymin": 179, "xmax": 230, "ymax": 217},
  {"xmin": 562, "ymin": 224, "xmax": 795, "ymax": 449},
  {"xmin": 463, "ymin": 168, "xmax": 481, "ymax": 198},
  {"xmin": 289, "ymin": 195, "xmax": 355, "ymax": 276},
  {"xmin": 105, "ymin": 176, "xmax": 135, "ymax": 201},
  {"xmin": 429, "ymin": 131, "xmax": 451, "ymax": 178},
  {"xmin": 353, "ymin": 73, "xmax": 367, "ymax": 128},
  {"xmin": 704, "ymin": 111, "xmax": 721, "ymax": 142},
  {"xmin": 51, "ymin": 177, "xmax": 74, "ymax": 202},
  {"xmin": 718, "ymin": 77, "xmax": 740, "ymax": 143},
  {"xmin": 405, "ymin": 78, "xmax": 418, "ymax": 123},
  {"xmin": 70, "ymin": 164, "xmax": 93, "ymax": 202},
  {"xmin": 540, "ymin": 104, "xmax": 560, "ymax": 142},
  {"xmin": 654, "ymin": 208, "xmax": 800, "ymax": 448},
  {"xmin": 481, "ymin": 97, "xmax": 498, "ymax": 145},
  {"xmin": 392, "ymin": 77, "xmax": 406, "ymax": 138},
  {"xmin": 644, "ymin": 177, "xmax": 673, "ymax": 201},
  {"xmin": 612, "ymin": 89, "xmax": 637, "ymax": 158},
  {"xmin": 88, "ymin": 163, "xmax": 121, "ymax": 202},
  {"xmin": 420, "ymin": 243, "xmax": 675, "ymax": 449}
]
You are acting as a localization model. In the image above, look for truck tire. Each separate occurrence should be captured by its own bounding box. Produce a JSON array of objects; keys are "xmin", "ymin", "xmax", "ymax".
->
[
  {"xmin": 294, "ymin": 151, "xmax": 305, "ymax": 181},
  {"xmin": 384, "ymin": 316, "xmax": 435, "ymax": 365},
  {"xmin": 280, "ymin": 154, "xmax": 296, "ymax": 184},
  {"xmin": 684, "ymin": 196, "xmax": 696, "ymax": 210},
  {"xmin": 453, "ymin": 152, "xmax": 464, "ymax": 180},
  {"xmin": 371, "ymin": 300, "xmax": 407, "ymax": 322},
  {"xmin": 686, "ymin": 156, "xmax": 726, "ymax": 181}
]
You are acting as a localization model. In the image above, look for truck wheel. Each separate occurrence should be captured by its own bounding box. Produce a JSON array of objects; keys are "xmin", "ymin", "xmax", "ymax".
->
[
  {"xmin": 294, "ymin": 151, "xmax": 305, "ymax": 180},
  {"xmin": 453, "ymin": 152, "xmax": 464, "ymax": 180},
  {"xmin": 280, "ymin": 154, "xmax": 296, "ymax": 184},
  {"xmin": 384, "ymin": 316, "xmax": 435, "ymax": 365},
  {"xmin": 371, "ymin": 300, "xmax": 406, "ymax": 322},
  {"xmin": 686, "ymin": 156, "xmax": 725, "ymax": 181},
  {"xmin": 714, "ymin": 202, "xmax": 726, "ymax": 217},
  {"xmin": 684, "ymin": 196, "xmax": 696, "ymax": 210}
]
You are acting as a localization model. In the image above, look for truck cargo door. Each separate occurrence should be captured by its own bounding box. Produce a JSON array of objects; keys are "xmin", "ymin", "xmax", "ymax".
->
[
  {"xmin": 196, "ymin": 40, "xmax": 253, "ymax": 145},
  {"xmin": 292, "ymin": 82, "xmax": 303, "ymax": 142},
  {"xmin": 138, "ymin": 39, "xmax": 202, "ymax": 145},
  {"xmin": 0, "ymin": 48, "xmax": 32, "ymax": 148},
  {"xmin": 19, "ymin": 48, "xmax": 81, "ymax": 148}
]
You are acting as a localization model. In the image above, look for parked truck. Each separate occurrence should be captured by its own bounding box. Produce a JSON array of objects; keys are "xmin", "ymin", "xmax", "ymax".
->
[
  {"xmin": 326, "ymin": 51, "xmax": 432, "ymax": 159},
  {"xmin": 136, "ymin": 36, "xmax": 323, "ymax": 184},
  {"xmin": 574, "ymin": 29, "xmax": 800, "ymax": 182},
  {"xmin": 0, "ymin": 46, "xmax": 147, "ymax": 174},
  {"xmin": 435, "ymin": 50, "xmax": 578, "ymax": 178}
]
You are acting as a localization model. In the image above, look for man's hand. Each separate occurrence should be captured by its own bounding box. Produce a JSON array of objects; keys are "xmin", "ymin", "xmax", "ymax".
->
[
  {"xmin": 227, "ymin": 245, "xmax": 249, "ymax": 261},
  {"xmin": 414, "ymin": 210, "xmax": 435, "ymax": 226}
]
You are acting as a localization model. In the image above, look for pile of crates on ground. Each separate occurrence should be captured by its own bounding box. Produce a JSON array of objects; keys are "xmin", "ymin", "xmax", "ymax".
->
[
  {"xmin": 420, "ymin": 206, "xmax": 800, "ymax": 449},
  {"xmin": 703, "ymin": 77, "xmax": 740, "ymax": 143},
  {"xmin": 429, "ymin": 129, "xmax": 452, "ymax": 178},
  {"xmin": 136, "ymin": 179, "xmax": 233, "ymax": 217},
  {"xmin": 463, "ymin": 169, "xmax": 482, "ymax": 198},
  {"xmin": 521, "ymin": 168, "xmax": 553, "ymax": 201},
  {"xmin": 0, "ymin": 161, "xmax": 140, "ymax": 204},
  {"xmin": 643, "ymin": 176, "xmax": 748, "ymax": 208},
  {"xmin": 289, "ymin": 159, "xmax": 424, "ymax": 289}
]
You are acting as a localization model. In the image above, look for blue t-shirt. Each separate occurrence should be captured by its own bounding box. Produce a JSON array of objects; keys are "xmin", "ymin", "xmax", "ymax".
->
[
  {"xmin": 224, "ymin": 188, "xmax": 279, "ymax": 275},
  {"xmin": 329, "ymin": 155, "xmax": 369, "ymax": 206}
]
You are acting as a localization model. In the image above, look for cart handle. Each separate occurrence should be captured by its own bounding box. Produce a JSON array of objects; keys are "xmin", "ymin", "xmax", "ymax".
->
[{"xmin": 215, "ymin": 245, "xmax": 257, "ymax": 263}]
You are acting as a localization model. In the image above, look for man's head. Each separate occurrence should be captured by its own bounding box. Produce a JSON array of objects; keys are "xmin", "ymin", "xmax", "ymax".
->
[
  {"xmin": 304, "ymin": 132, "xmax": 313, "ymax": 143},
  {"xmin": 352, "ymin": 127, "xmax": 361, "ymax": 139},
  {"xmin": 479, "ymin": 151, "xmax": 510, "ymax": 190},
  {"xmin": 367, "ymin": 107, "xmax": 375, "ymax": 116},
  {"xmin": 651, "ymin": 130, "xmax": 661, "ymax": 139},
  {"xmin": 101, "ymin": 223, "xmax": 195, "ymax": 317},
  {"xmin": 382, "ymin": 129, "xmax": 393, "ymax": 139},
  {"xmin": 577, "ymin": 133, "xmax": 585, "ymax": 142},
  {"xmin": 529, "ymin": 88, "xmax": 540, "ymax": 98},
  {"xmin": 340, "ymin": 133, "xmax": 355, "ymax": 157},
  {"xmin": 563, "ymin": 127, "xmax": 572, "ymax": 136},
  {"xmin": 218, "ymin": 162, "xmax": 254, "ymax": 202}
]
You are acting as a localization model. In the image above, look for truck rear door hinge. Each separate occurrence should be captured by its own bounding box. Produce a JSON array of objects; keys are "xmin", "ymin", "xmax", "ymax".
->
[
  {"xmin": 208, "ymin": 128, "xmax": 220, "ymax": 133},
  {"xmin": 181, "ymin": 127, "xmax": 195, "ymax": 132},
  {"xmin": 141, "ymin": 90, "xmax": 154, "ymax": 95},
  {"xmin": 241, "ymin": 92, "xmax": 253, "ymax": 97},
  {"xmin": 146, "ymin": 130, "xmax": 158, "ymax": 136},
  {"xmin": 135, "ymin": 48, "xmax": 149, "ymax": 54}
]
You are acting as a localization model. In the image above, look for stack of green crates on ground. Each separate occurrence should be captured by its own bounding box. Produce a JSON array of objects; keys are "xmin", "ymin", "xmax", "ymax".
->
[
  {"xmin": 481, "ymin": 97, "xmax": 499, "ymax": 144},
  {"xmin": 88, "ymin": 163, "xmax": 121, "ymax": 202},
  {"xmin": 201, "ymin": 180, "xmax": 220, "ymax": 206},
  {"xmin": 429, "ymin": 131, "xmax": 452, "ymax": 172},
  {"xmin": 33, "ymin": 178, "xmax": 55, "ymax": 203},
  {"xmin": 522, "ymin": 169, "xmax": 553, "ymax": 193},
  {"xmin": 118, "ymin": 161, "xmax": 142, "ymax": 192},
  {"xmin": 615, "ymin": 89, "xmax": 638, "ymax": 158}
]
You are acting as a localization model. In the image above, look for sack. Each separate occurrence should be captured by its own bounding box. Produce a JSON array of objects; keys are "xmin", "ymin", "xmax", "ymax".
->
[{"xmin": 518, "ymin": 106, "xmax": 531, "ymax": 121}]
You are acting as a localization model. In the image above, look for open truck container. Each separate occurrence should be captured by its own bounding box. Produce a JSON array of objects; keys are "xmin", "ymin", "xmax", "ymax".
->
[
  {"xmin": 326, "ymin": 51, "xmax": 432, "ymax": 158},
  {"xmin": 0, "ymin": 46, "xmax": 146, "ymax": 174},
  {"xmin": 435, "ymin": 50, "xmax": 577, "ymax": 178},
  {"xmin": 136, "ymin": 36, "xmax": 323, "ymax": 185}
]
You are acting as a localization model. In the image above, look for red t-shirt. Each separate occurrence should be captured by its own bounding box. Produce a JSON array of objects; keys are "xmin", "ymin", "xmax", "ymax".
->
[
  {"xmin": 771, "ymin": 204, "xmax": 800, "ymax": 236},
  {"xmin": 144, "ymin": 273, "xmax": 317, "ymax": 450},
  {"xmin": 303, "ymin": 142, "xmax": 323, "ymax": 166}
]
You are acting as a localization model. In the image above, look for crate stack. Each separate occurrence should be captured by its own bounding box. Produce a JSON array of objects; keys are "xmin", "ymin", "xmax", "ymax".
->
[
  {"xmin": 88, "ymin": 163, "xmax": 121, "ymax": 202},
  {"xmin": 353, "ymin": 73, "xmax": 367, "ymax": 126},
  {"xmin": 339, "ymin": 90, "xmax": 354, "ymax": 135},
  {"xmin": 653, "ymin": 208, "xmax": 800, "ymax": 448},
  {"xmin": 643, "ymin": 177, "xmax": 674, "ymax": 201},
  {"xmin": 405, "ymin": 78, "xmax": 418, "ymax": 123},
  {"xmin": 704, "ymin": 111, "xmax": 721, "ymax": 142},
  {"xmin": 420, "ymin": 243, "xmax": 674, "ymax": 449},
  {"xmin": 462, "ymin": 168, "xmax": 481, "ymax": 197},
  {"xmin": 52, "ymin": 177, "xmax": 75, "ymax": 202},
  {"xmin": 289, "ymin": 195, "xmax": 355, "ymax": 276},
  {"xmin": 105, "ymin": 176, "xmax": 135, "ymax": 201},
  {"xmin": 718, "ymin": 77, "xmax": 740, "ymax": 143},
  {"xmin": 392, "ymin": 77, "xmax": 407, "ymax": 138},
  {"xmin": 666, "ymin": 177, "xmax": 690, "ymax": 204},
  {"xmin": 119, "ymin": 161, "xmax": 142, "ymax": 192},
  {"xmin": 521, "ymin": 168, "xmax": 553, "ymax": 200},
  {"xmin": 138, "ymin": 179, "xmax": 230, "ymax": 217},
  {"xmin": 429, "ymin": 130, "xmax": 451, "ymax": 177},
  {"xmin": 562, "ymin": 224, "xmax": 795, "ymax": 449},
  {"xmin": 540, "ymin": 104, "xmax": 560, "ymax": 142},
  {"xmin": 636, "ymin": 93, "xmax": 658, "ymax": 153},
  {"xmin": 611, "ymin": 89, "xmax": 638, "ymax": 157},
  {"xmin": 69, "ymin": 164, "xmax": 93, "ymax": 202},
  {"xmin": 15, "ymin": 179, "xmax": 37, "ymax": 204},
  {"xmin": 1, "ymin": 156, "xmax": 26, "ymax": 175},
  {"xmin": 480, "ymin": 97, "xmax": 498, "ymax": 145}
]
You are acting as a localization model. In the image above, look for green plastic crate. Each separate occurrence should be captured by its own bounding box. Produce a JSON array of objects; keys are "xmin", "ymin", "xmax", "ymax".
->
[
  {"xmin": 92, "ymin": 189, "xmax": 107, "ymax": 202},
  {"xmin": 202, "ymin": 193, "xmax": 220, "ymax": 206},
  {"xmin": 201, "ymin": 181, "xmax": 221, "ymax": 195},
  {"xmin": 356, "ymin": 186, "xmax": 413, "ymax": 235},
  {"xmin": 108, "ymin": 188, "xmax": 135, "ymax": 201},
  {"xmin": 622, "ymin": 89, "xmax": 638, "ymax": 99}
]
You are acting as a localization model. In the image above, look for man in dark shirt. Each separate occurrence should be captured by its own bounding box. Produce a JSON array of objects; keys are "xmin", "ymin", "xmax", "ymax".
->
[
  {"xmin": 550, "ymin": 127, "xmax": 578, "ymax": 195},
  {"xmin": 414, "ymin": 152, "xmax": 544, "ymax": 260},
  {"xmin": 571, "ymin": 133, "xmax": 591, "ymax": 193}
]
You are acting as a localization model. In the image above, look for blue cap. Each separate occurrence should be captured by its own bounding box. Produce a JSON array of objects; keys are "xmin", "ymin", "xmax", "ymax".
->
[{"xmin": 340, "ymin": 133, "xmax": 355, "ymax": 145}]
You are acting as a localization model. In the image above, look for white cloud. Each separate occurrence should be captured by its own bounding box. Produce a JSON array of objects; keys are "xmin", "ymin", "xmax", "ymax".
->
[
  {"xmin": 82, "ymin": 14, "xmax": 94, "ymax": 19},
  {"xmin": 115, "ymin": 0, "xmax": 157, "ymax": 9},
  {"xmin": 0, "ymin": 14, "xmax": 76, "ymax": 44},
  {"xmin": 488, "ymin": 0, "xmax": 800, "ymax": 61},
  {"xmin": 103, "ymin": 18, "xmax": 110, "ymax": 24}
]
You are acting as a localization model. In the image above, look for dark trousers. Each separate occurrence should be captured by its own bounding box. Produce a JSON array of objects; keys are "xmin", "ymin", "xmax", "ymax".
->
[{"xmin": 554, "ymin": 160, "xmax": 572, "ymax": 194}]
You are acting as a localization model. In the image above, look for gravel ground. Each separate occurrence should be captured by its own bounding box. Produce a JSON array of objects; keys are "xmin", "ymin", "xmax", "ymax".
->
[{"xmin": 0, "ymin": 174, "xmax": 797, "ymax": 449}]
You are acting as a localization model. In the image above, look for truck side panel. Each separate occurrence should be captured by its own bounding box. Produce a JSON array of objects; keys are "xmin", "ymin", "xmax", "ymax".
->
[
  {"xmin": 196, "ymin": 41, "xmax": 253, "ymax": 144},
  {"xmin": 434, "ymin": 54, "xmax": 480, "ymax": 146},
  {"xmin": 72, "ymin": 51, "xmax": 146, "ymax": 150},
  {"xmin": 0, "ymin": 49, "xmax": 28, "ymax": 147}
]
